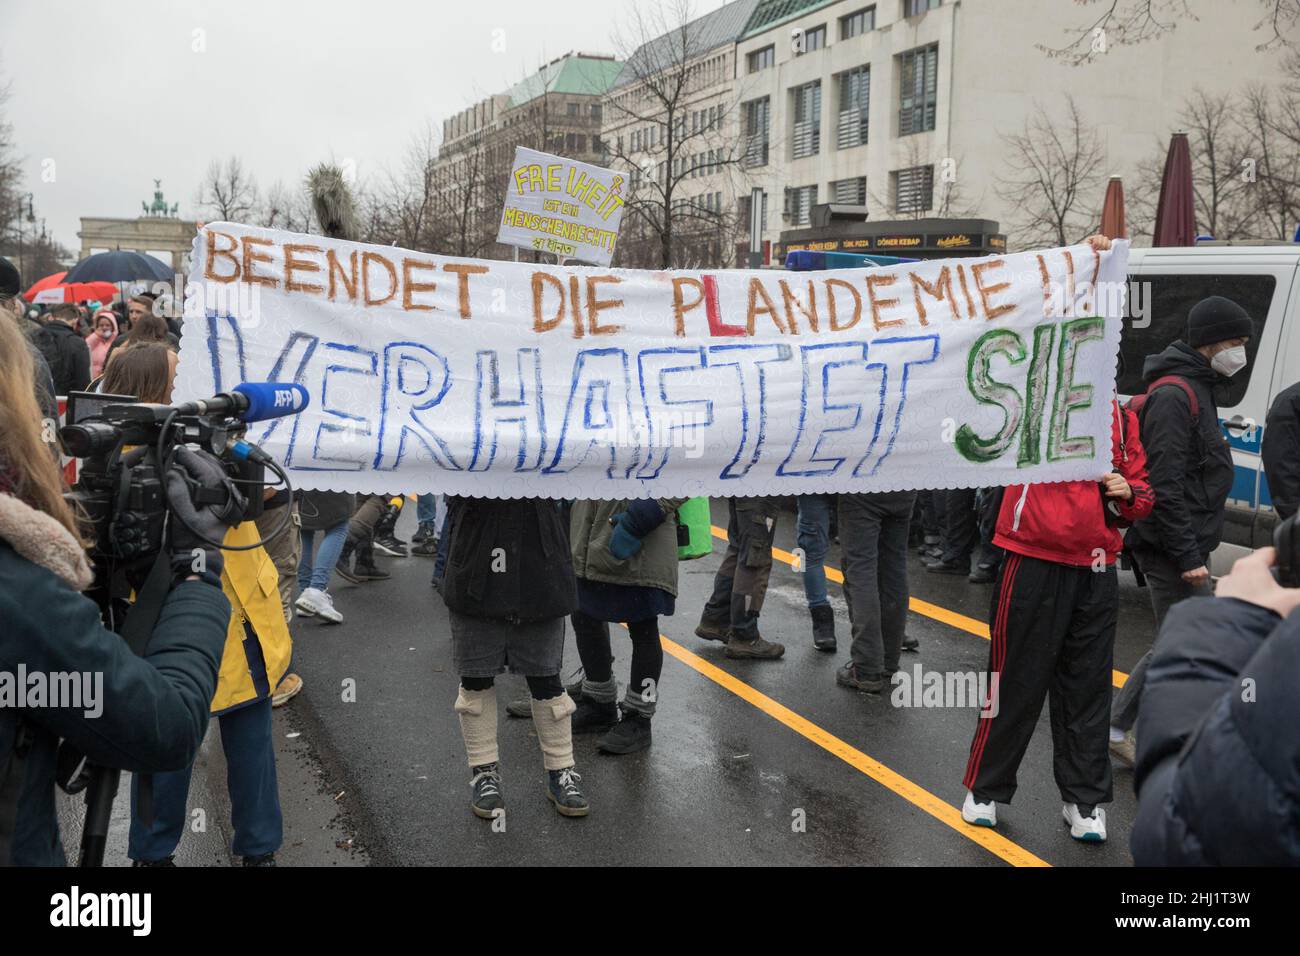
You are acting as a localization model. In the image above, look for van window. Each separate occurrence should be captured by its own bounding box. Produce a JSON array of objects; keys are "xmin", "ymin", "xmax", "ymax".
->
[{"xmin": 1120, "ymin": 273, "xmax": 1277, "ymax": 408}]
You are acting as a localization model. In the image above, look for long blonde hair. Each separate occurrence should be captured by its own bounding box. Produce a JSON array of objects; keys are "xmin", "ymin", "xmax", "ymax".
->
[{"xmin": 0, "ymin": 315, "xmax": 82, "ymax": 540}]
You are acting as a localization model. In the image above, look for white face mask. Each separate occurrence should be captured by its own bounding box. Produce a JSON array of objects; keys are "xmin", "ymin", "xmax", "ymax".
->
[{"xmin": 1211, "ymin": 345, "xmax": 1248, "ymax": 378}]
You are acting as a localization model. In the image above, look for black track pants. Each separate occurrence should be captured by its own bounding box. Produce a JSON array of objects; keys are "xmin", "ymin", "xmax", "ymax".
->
[{"xmin": 962, "ymin": 552, "xmax": 1116, "ymax": 807}]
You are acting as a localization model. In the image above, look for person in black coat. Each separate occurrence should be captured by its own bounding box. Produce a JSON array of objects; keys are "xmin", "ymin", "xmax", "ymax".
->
[
  {"xmin": 1131, "ymin": 546, "xmax": 1300, "ymax": 865},
  {"xmin": 1110, "ymin": 296, "xmax": 1253, "ymax": 763},
  {"xmin": 33, "ymin": 303, "xmax": 91, "ymax": 396},
  {"xmin": 1262, "ymin": 382, "xmax": 1300, "ymax": 519},
  {"xmin": 440, "ymin": 497, "xmax": 588, "ymax": 820}
]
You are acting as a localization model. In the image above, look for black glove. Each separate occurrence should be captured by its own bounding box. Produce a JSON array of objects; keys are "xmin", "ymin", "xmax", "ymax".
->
[{"xmin": 164, "ymin": 446, "xmax": 246, "ymax": 579}]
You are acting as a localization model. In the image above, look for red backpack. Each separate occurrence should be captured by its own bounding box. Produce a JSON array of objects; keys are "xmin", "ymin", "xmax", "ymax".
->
[
  {"xmin": 1125, "ymin": 374, "xmax": 1203, "ymax": 465},
  {"xmin": 1127, "ymin": 375, "xmax": 1200, "ymax": 427}
]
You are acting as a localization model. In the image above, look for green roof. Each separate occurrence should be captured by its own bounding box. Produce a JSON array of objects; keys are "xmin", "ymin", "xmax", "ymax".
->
[
  {"xmin": 741, "ymin": 0, "xmax": 839, "ymax": 39},
  {"xmin": 506, "ymin": 55, "xmax": 623, "ymax": 107}
]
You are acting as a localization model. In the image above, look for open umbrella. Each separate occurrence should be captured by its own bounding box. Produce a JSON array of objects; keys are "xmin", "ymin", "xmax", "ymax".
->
[
  {"xmin": 1153, "ymin": 132, "xmax": 1196, "ymax": 247},
  {"xmin": 24, "ymin": 270, "xmax": 119, "ymax": 304},
  {"xmin": 61, "ymin": 250, "xmax": 174, "ymax": 284},
  {"xmin": 1100, "ymin": 175, "xmax": 1128, "ymax": 240}
]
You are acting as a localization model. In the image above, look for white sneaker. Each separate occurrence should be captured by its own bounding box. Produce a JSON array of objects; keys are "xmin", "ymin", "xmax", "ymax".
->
[
  {"xmin": 1063, "ymin": 803, "xmax": 1107, "ymax": 842},
  {"xmin": 962, "ymin": 791, "xmax": 997, "ymax": 827},
  {"xmin": 294, "ymin": 589, "xmax": 318, "ymax": 617},
  {"xmin": 296, "ymin": 587, "xmax": 343, "ymax": 624}
]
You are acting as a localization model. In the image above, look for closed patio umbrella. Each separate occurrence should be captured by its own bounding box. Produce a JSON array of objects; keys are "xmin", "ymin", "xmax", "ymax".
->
[
  {"xmin": 1153, "ymin": 132, "xmax": 1196, "ymax": 247},
  {"xmin": 1100, "ymin": 175, "xmax": 1128, "ymax": 240}
]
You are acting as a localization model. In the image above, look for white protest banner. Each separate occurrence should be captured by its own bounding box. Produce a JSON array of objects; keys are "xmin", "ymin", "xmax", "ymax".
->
[
  {"xmin": 174, "ymin": 222, "xmax": 1129, "ymax": 499},
  {"xmin": 496, "ymin": 146, "xmax": 626, "ymax": 265}
]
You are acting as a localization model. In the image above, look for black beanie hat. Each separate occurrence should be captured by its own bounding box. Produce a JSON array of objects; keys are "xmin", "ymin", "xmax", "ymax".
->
[
  {"xmin": 1187, "ymin": 295, "xmax": 1252, "ymax": 347},
  {"xmin": 0, "ymin": 256, "xmax": 20, "ymax": 297}
]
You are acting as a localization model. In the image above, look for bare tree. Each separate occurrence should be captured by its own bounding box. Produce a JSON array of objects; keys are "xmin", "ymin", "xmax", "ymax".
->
[
  {"xmin": 1128, "ymin": 90, "xmax": 1258, "ymax": 240},
  {"xmin": 1042, "ymin": 0, "xmax": 1298, "ymax": 65},
  {"xmin": 995, "ymin": 96, "xmax": 1107, "ymax": 247},
  {"xmin": 259, "ymin": 179, "xmax": 316, "ymax": 233},
  {"xmin": 603, "ymin": 0, "xmax": 750, "ymax": 269},
  {"xmin": 1238, "ymin": 79, "xmax": 1300, "ymax": 239},
  {"xmin": 197, "ymin": 156, "xmax": 259, "ymax": 222}
]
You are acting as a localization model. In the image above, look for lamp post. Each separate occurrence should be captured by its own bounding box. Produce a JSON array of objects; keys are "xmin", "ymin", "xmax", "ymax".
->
[{"xmin": 16, "ymin": 192, "xmax": 34, "ymax": 280}]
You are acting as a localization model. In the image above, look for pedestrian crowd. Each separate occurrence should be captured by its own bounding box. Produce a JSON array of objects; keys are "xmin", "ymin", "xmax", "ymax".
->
[{"xmin": 2, "ymin": 229, "xmax": 1299, "ymax": 866}]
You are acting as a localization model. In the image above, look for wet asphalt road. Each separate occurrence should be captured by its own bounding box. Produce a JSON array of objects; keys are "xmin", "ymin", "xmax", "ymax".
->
[{"xmin": 283, "ymin": 500, "xmax": 1157, "ymax": 867}]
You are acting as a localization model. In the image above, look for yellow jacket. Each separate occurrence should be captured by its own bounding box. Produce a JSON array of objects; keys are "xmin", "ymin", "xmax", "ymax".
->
[{"xmin": 211, "ymin": 522, "xmax": 293, "ymax": 714}]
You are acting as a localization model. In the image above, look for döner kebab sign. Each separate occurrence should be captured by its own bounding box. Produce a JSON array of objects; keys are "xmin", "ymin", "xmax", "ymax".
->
[{"xmin": 173, "ymin": 222, "xmax": 1129, "ymax": 499}]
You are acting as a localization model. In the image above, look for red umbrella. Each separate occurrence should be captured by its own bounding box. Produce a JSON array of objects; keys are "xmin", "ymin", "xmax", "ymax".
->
[
  {"xmin": 1153, "ymin": 131, "xmax": 1196, "ymax": 247},
  {"xmin": 23, "ymin": 270, "xmax": 118, "ymax": 305},
  {"xmin": 1100, "ymin": 175, "xmax": 1128, "ymax": 240}
]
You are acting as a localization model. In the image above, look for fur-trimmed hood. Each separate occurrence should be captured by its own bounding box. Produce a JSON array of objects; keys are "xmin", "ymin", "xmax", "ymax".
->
[{"xmin": 0, "ymin": 492, "xmax": 93, "ymax": 590}]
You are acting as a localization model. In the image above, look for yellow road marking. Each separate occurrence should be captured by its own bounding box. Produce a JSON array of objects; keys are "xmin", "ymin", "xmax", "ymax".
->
[
  {"xmin": 654, "ymin": 633, "xmax": 1050, "ymax": 867},
  {"xmin": 709, "ymin": 526, "xmax": 1129, "ymax": 689}
]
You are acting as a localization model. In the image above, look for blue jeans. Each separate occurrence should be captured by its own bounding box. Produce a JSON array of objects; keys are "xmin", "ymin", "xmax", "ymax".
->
[
  {"xmin": 416, "ymin": 493, "xmax": 445, "ymax": 527},
  {"xmin": 796, "ymin": 494, "xmax": 834, "ymax": 610},
  {"xmin": 298, "ymin": 520, "xmax": 348, "ymax": 592},
  {"xmin": 128, "ymin": 697, "xmax": 282, "ymax": 861}
]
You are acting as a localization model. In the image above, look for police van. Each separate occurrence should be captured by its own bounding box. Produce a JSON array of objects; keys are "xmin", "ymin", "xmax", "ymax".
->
[{"xmin": 1121, "ymin": 241, "xmax": 1300, "ymax": 571}]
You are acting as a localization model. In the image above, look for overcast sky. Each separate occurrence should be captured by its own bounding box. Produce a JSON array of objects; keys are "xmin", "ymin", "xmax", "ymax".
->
[{"xmin": 2, "ymin": 0, "xmax": 730, "ymax": 251}]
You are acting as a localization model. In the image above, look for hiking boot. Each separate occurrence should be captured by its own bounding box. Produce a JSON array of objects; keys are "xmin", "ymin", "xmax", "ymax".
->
[
  {"xmin": 469, "ymin": 763, "xmax": 505, "ymax": 820},
  {"xmin": 694, "ymin": 618, "xmax": 730, "ymax": 643},
  {"xmin": 240, "ymin": 853, "xmax": 276, "ymax": 867},
  {"xmin": 374, "ymin": 533, "xmax": 408, "ymax": 557},
  {"xmin": 334, "ymin": 539, "xmax": 361, "ymax": 583},
  {"xmin": 836, "ymin": 661, "xmax": 885, "ymax": 693},
  {"xmin": 411, "ymin": 522, "xmax": 435, "ymax": 544},
  {"xmin": 353, "ymin": 560, "xmax": 390, "ymax": 581},
  {"xmin": 271, "ymin": 672, "xmax": 303, "ymax": 708},
  {"xmin": 598, "ymin": 713, "xmax": 652, "ymax": 754},
  {"xmin": 810, "ymin": 604, "xmax": 837, "ymax": 652},
  {"xmin": 546, "ymin": 767, "xmax": 589, "ymax": 817},
  {"xmin": 725, "ymin": 631, "xmax": 785, "ymax": 659},
  {"xmin": 1109, "ymin": 731, "xmax": 1136, "ymax": 768},
  {"xmin": 571, "ymin": 695, "xmax": 618, "ymax": 734},
  {"xmin": 412, "ymin": 536, "xmax": 438, "ymax": 556},
  {"xmin": 335, "ymin": 561, "xmax": 363, "ymax": 584}
]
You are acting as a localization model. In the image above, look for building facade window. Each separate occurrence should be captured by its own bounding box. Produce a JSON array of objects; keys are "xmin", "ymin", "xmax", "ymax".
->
[
  {"xmin": 797, "ymin": 24, "xmax": 827, "ymax": 54},
  {"xmin": 898, "ymin": 43, "xmax": 938, "ymax": 135},
  {"xmin": 903, "ymin": 0, "xmax": 941, "ymax": 16},
  {"xmin": 840, "ymin": 6, "xmax": 876, "ymax": 38},
  {"xmin": 786, "ymin": 185, "xmax": 818, "ymax": 225},
  {"xmin": 743, "ymin": 96, "xmax": 770, "ymax": 167},
  {"xmin": 836, "ymin": 65, "xmax": 870, "ymax": 149},
  {"xmin": 747, "ymin": 45, "xmax": 775, "ymax": 72},
  {"xmin": 893, "ymin": 164, "xmax": 934, "ymax": 213},
  {"xmin": 791, "ymin": 80, "xmax": 822, "ymax": 158},
  {"xmin": 831, "ymin": 176, "xmax": 867, "ymax": 205}
]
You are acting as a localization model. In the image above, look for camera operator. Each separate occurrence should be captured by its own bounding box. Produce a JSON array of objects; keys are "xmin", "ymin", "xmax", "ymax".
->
[
  {"xmin": 0, "ymin": 317, "xmax": 239, "ymax": 867},
  {"xmin": 1131, "ymin": 545, "xmax": 1300, "ymax": 865}
]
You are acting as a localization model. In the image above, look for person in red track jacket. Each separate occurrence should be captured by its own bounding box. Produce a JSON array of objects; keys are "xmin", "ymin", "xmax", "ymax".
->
[{"xmin": 960, "ymin": 397, "xmax": 1153, "ymax": 843}]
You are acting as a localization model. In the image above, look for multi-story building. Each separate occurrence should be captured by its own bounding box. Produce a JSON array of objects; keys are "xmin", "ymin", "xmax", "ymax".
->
[
  {"xmin": 432, "ymin": 52, "xmax": 622, "ymax": 258},
  {"xmin": 600, "ymin": 0, "xmax": 760, "ymax": 268},
  {"xmin": 734, "ymin": 0, "xmax": 1294, "ymax": 253}
]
